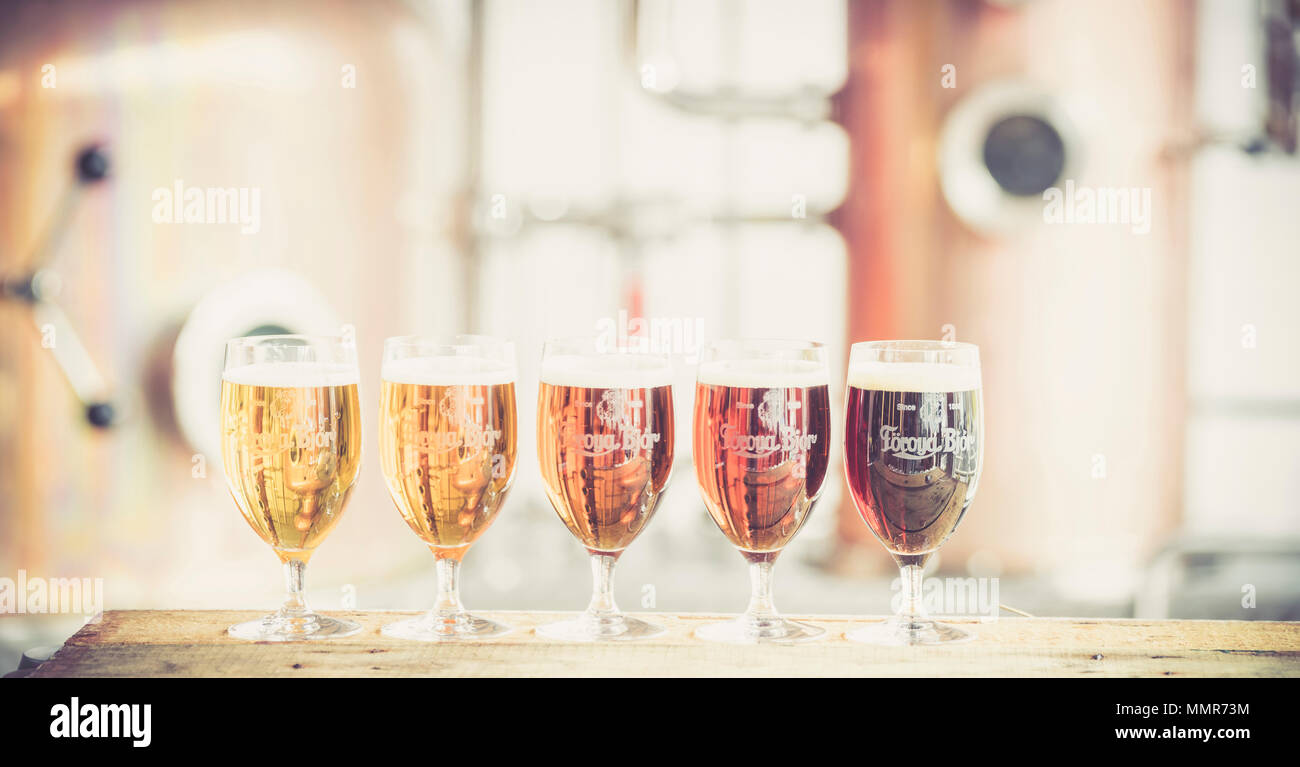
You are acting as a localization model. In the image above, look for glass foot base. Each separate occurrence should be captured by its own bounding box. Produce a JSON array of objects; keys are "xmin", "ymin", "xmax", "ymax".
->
[
  {"xmin": 228, "ymin": 612, "xmax": 361, "ymax": 642},
  {"xmin": 381, "ymin": 612, "xmax": 512, "ymax": 642},
  {"xmin": 695, "ymin": 616, "xmax": 826, "ymax": 644},
  {"xmin": 535, "ymin": 613, "xmax": 665, "ymax": 642},
  {"xmin": 845, "ymin": 616, "xmax": 974, "ymax": 646}
]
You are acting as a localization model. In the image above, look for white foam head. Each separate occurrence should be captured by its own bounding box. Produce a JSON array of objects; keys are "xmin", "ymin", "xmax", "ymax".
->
[
  {"xmin": 540, "ymin": 353, "xmax": 673, "ymax": 389},
  {"xmin": 698, "ymin": 358, "xmax": 827, "ymax": 388},
  {"xmin": 848, "ymin": 361, "xmax": 981, "ymax": 392},
  {"xmin": 382, "ymin": 356, "xmax": 516, "ymax": 386},
  {"xmin": 222, "ymin": 361, "xmax": 359, "ymax": 387}
]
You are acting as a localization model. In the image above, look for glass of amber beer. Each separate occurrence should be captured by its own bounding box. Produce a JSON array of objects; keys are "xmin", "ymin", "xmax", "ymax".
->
[
  {"xmin": 378, "ymin": 335, "xmax": 518, "ymax": 641},
  {"xmin": 221, "ymin": 334, "xmax": 363, "ymax": 641},
  {"xmin": 536, "ymin": 337, "xmax": 675, "ymax": 641},
  {"xmin": 843, "ymin": 340, "xmax": 984, "ymax": 645},
  {"xmin": 692, "ymin": 339, "xmax": 830, "ymax": 643}
]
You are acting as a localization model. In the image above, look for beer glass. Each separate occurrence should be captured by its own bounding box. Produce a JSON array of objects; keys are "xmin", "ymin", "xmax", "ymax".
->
[
  {"xmin": 221, "ymin": 334, "xmax": 362, "ymax": 641},
  {"xmin": 843, "ymin": 340, "xmax": 984, "ymax": 645},
  {"xmin": 536, "ymin": 337, "xmax": 675, "ymax": 641},
  {"xmin": 378, "ymin": 335, "xmax": 518, "ymax": 641},
  {"xmin": 692, "ymin": 339, "xmax": 831, "ymax": 643}
]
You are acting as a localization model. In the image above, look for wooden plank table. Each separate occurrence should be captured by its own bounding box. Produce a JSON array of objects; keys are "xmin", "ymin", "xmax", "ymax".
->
[{"xmin": 24, "ymin": 610, "xmax": 1300, "ymax": 677}]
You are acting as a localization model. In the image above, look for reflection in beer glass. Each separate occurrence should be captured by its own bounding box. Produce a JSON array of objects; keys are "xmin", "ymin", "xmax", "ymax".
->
[
  {"xmin": 692, "ymin": 340, "xmax": 830, "ymax": 643},
  {"xmin": 535, "ymin": 338, "xmax": 675, "ymax": 641},
  {"xmin": 843, "ymin": 340, "xmax": 984, "ymax": 645},
  {"xmin": 378, "ymin": 335, "xmax": 518, "ymax": 641},
  {"xmin": 220, "ymin": 334, "xmax": 363, "ymax": 641}
]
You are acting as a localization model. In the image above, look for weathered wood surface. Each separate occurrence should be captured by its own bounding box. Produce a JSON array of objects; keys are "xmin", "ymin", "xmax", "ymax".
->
[{"xmin": 25, "ymin": 610, "xmax": 1300, "ymax": 677}]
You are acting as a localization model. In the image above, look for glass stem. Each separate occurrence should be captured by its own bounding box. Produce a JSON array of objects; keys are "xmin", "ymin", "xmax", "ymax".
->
[
  {"xmin": 281, "ymin": 559, "xmax": 308, "ymax": 618},
  {"xmin": 586, "ymin": 554, "xmax": 619, "ymax": 617},
  {"xmin": 899, "ymin": 564, "xmax": 927, "ymax": 627},
  {"xmin": 744, "ymin": 560, "xmax": 778, "ymax": 623},
  {"xmin": 434, "ymin": 558, "xmax": 465, "ymax": 617}
]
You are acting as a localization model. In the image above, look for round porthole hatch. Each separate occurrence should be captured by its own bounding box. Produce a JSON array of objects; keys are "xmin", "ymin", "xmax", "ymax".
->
[{"xmin": 938, "ymin": 80, "xmax": 1082, "ymax": 235}]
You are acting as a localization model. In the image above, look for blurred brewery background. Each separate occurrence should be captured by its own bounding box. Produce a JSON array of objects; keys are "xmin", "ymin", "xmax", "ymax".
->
[{"xmin": 1, "ymin": 0, "xmax": 1298, "ymax": 667}]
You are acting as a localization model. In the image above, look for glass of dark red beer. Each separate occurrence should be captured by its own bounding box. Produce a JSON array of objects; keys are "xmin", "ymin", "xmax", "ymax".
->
[{"xmin": 843, "ymin": 340, "xmax": 984, "ymax": 645}]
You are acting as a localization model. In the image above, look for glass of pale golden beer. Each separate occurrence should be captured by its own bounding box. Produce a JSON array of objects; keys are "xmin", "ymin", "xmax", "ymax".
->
[
  {"xmin": 221, "ymin": 334, "xmax": 363, "ymax": 641},
  {"xmin": 378, "ymin": 335, "xmax": 518, "ymax": 641},
  {"xmin": 536, "ymin": 337, "xmax": 675, "ymax": 641},
  {"xmin": 692, "ymin": 339, "xmax": 830, "ymax": 643},
  {"xmin": 843, "ymin": 340, "xmax": 984, "ymax": 645}
]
